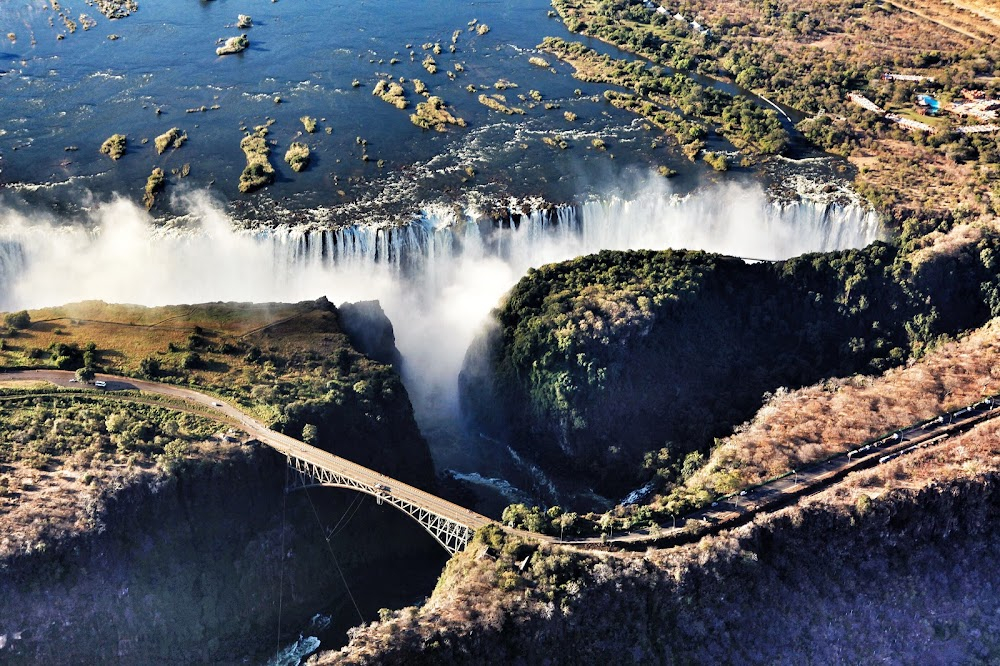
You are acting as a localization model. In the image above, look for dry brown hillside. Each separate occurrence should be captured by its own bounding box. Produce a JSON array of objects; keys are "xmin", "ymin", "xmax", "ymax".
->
[{"xmin": 683, "ymin": 316, "xmax": 1000, "ymax": 498}]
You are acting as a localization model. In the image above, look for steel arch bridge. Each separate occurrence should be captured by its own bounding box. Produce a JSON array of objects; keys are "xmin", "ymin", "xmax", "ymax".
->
[{"xmin": 286, "ymin": 454, "xmax": 491, "ymax": 555}]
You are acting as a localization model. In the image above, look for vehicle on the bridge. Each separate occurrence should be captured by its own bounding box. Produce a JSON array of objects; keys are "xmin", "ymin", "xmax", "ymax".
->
[
  {"xmin": 378, "ymin": 484, "xmax": 391, "ymax": 493},
  {"xmin": 94, "ymin": 380, "xmax": 107, "ymax": 388}
]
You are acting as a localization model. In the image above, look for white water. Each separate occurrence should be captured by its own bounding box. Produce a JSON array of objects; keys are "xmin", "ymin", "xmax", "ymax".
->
[
  {"xmin": 445, "ymin": 471, "xmax": 533, "ymax": 505},
  {"xmin": 266, "ymin": 635, "xmax": 321, "ymax": 666},
  {"xmin": 0, "ymin": 181, "xmax": 882, "ymax": 456}
]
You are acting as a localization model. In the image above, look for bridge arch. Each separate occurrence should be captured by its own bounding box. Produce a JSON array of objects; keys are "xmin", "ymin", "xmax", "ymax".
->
[{"xmin": 286, "ymin": 455, "xmax": 479, "ymax": 555}]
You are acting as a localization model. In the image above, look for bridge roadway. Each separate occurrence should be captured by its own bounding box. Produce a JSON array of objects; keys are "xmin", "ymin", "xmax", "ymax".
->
[
  {"xmin": 0, "ymin": 370, "xmax": 495, "ymax": 554},
  {"xmin": 2, "ymin": 370, "xmax": 997, "ymax": 553}
]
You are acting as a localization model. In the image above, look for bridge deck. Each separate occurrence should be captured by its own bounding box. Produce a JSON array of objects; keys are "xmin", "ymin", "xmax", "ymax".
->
[
  {"xmin": 0, "ymin": 370, "xmax": 494, "ymax": 544},
  {"xmin": 267, "ymin": 428, "xmax": 494, "ymax": 532},
  {"xmin": 5, "ymin": 369, "xmax": 992, "ymax": 553}
]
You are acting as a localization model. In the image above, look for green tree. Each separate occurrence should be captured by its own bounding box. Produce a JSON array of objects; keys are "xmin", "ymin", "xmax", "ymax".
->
[
  {"xmin": 4, "ymin": 310, "xmax": 30, "ymax": 330},
  {"xmin": 158, "ymin": 439, "xmax": 189, "ymax": 473},
  {"xmin": 681, "ymin": 450, "xmax": 707, "ymax": 480},
  {"xmin": 502, "ymin": 503, "xmax": 530, "ymax": 528},
  {"xmin": 302, "ymin": 423, "xmax": 319, "ymax": 444},
  {"xmin": 75, "ymin": 366, "xmax": 95, "ymax": 383},
  {"xmin": 182, "ymin": 352, "xmax": 202, "ymax": 369},
  {"xmin": 599, "ymin": 512, "xmax": 616, "ymax": 538},
  {"xmin": 105, "ymin": 412, "xmax": 128, "ymax": 434},
  {"xmin": 139, "ymin": 356, "xmax": 161, "ymax": 378},
  {"xmin": 554, "ymin": 511, "xmax": 578, "ymax": 539}
]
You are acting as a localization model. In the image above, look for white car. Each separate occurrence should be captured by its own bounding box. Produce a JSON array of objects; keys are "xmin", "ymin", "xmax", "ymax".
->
[{"xmin": 94, "ymin": 380, "xmax": 107, "ymax": 388}]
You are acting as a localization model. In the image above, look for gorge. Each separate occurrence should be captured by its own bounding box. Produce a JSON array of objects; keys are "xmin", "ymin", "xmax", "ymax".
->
[{"xmin": 0, "ymin": 182, "xmax": 882, "ymax": 504}]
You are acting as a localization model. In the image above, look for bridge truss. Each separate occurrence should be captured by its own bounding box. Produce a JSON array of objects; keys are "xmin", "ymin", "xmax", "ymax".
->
[{"xmin": 286, "ymin": 455, "xmax": 476, "ymax": 555}]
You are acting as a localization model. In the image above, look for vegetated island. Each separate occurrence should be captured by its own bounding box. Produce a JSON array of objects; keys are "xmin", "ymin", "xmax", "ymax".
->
[
  {"xmin": 0, "ymin": 298, "xmax": 436, "ymax": 662},
  {"xmin": 154, "ymin": 127, "xmax": 187, "ymax": 154},
  {"xmin": 216, "ymin": 33, "xmax": 248, "ymax": 56},
  {"xmin": 142, "ymin": 166, "xmax": 164, "ymax": 209},
  {"xmin": 410, "ymin": 96, "xmax": 467, "ymax": 131},
  {"xmin": 284, "ymin": 141, "xmax": 310, "ymax": 171},
  {"xmin": 539, "ymin": 36, "xmax": 788, "ymax": 162},
  {"xmin": 238, "ymin": 121, "xmax": 275, "ymax": 193},
  {"xmin": 93, "ymin": 0, "xmax": 138, "ymax": 20},
  {"xmin": 478, "ymin": 93, "xmax": 524, "ymax": 115},
  {"xmin": 373, "ymin": 79, "xmax": 409, "ymax": 109},
  {"xmin": 98, "ymin": 133, "xmax": 126, "ymax": 160}
]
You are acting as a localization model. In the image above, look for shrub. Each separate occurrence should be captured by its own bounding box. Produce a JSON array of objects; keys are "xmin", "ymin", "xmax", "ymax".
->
[
  {"xmin": 139, "ymin": 356, "xmax": 161, "ymax": 378},
  {"xmin": 4, "ymin": 311, "xmax": 30, "ymax": 329}
]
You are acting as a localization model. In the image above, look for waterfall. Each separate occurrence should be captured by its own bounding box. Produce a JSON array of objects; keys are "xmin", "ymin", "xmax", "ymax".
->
[
  {"xmin": 0, "ymin": 184, "xmax": 882, "ymax": 465},
  {"xmin": 222, "ymin": 193, "xmax": 880, "ymax": 285}
]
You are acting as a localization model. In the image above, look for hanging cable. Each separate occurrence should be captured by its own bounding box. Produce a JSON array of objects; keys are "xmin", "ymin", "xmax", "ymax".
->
[
  {"xmin": 325, "ymin": 492, "xmax": 364, "ymax": 538},
  {"xmin": 275, "ymin": 463, "xmax": 288, "ymax": 661},
  {"xmin": 304, "ymin": 488, "xmax": 365, "ymax": 624},
  {"xmin": 327, "ymin": 493, "xmax": 367, "ymax": 540}
]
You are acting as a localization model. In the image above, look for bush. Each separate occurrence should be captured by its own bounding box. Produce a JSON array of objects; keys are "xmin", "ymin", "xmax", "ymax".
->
[
  {"xmin": 4, "ymin": 311, "xmax": 30, "ymax": 330},
  {"xmin": 139, "ymin": 357, "xmax": 161, "ymax": 378},
  {"xmin": 302, "ymin": 423, "xmax": 319, "ymax": 444}
]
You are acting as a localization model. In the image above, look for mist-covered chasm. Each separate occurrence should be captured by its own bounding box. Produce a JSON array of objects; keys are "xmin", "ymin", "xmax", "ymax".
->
[{"xmin": 0, "ymin": 178, "xmax": 882, "ymax": 469}]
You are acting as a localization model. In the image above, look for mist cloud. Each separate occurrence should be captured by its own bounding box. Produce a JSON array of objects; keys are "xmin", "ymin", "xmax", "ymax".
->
[{"xmin": 0, "ymin": 180, "xmax": 882, "ymax": 440}]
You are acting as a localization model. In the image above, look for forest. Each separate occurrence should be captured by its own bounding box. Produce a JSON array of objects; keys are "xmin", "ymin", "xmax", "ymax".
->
[{"xmin": 461, "ymin": 224, "xmax": 1000, "ymax": 506}]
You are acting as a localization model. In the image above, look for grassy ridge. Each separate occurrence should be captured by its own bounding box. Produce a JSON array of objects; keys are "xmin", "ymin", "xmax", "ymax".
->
[{"xmin": 0, "ymin": 298, "xmax": 434, "ymax": 484}]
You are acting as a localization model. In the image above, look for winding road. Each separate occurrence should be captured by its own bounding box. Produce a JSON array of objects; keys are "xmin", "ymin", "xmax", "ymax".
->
[
  {"xmin": 0, "ymin": 370, "xmax": 495, "ymax": 545},
  {"xmin": 2, "ymin": 369, "xmax": 996, "ymax": 553}
]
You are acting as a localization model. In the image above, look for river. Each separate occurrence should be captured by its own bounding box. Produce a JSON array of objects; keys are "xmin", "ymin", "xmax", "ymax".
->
[{"xmin": 0, "ymin": 1, "xmax": 885, "ymax": 660}]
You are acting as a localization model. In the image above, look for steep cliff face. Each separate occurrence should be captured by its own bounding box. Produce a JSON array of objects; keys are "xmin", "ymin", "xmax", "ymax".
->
[
  {"xmin": 318, "ymin": 474, "xmax": 1000, "ymax": 665},
  {"xmin": 244, "ymin": 300, "xmax": 435, "ymax": 487},
  {"xmin": 0, "ymin": 447, "xmax": 444, "ymax": 664},
  {"xmin": 338, "ymin": 300, "xmax": 404, "ymax": 369},
  {"xmin": 0, "ymin": 299, "xmax": 442, "ymax": 662},
  {"xmin": 1, "ymin": 447, "xmax": 304, "ymax": 663},
  {"xmin": 460, "ymin": 239, "xmax": 1000, "ymax": 496}
]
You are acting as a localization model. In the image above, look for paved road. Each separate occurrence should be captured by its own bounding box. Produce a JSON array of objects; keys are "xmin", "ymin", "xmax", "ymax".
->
[
  {"xmin": 4, "ymin": 369, "xmax": 994, "ymax": 552},
  {"xmin": 563, "ymin": 392, "xmax": 1000, "ymax": 548},
  {"xmin": 0, "ymin": 369, "xmax": 495, "ymax": 534}
]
